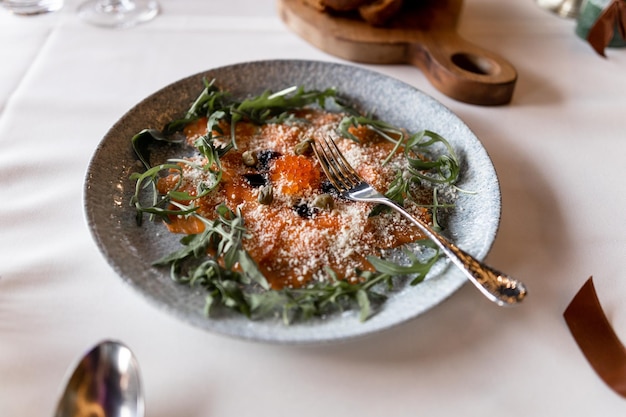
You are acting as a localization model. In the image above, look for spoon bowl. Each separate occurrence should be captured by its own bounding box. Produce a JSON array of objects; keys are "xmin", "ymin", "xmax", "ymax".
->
[{"xmin": 54, "ymin": 340, "xmax": 144, "ymax": 417}]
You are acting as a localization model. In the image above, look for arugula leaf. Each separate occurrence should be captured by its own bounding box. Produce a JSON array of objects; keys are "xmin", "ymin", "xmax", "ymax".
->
[
  {"xmin": 152, "ymin": 206, "xmax": 264, "ymax": 317},
  {"xmin": 130, "ymin": 127, "xmax": 227, "ymax": 225},
  {"xmin": 404, "ymin": 130, "xmax": 460, "ymax": 185},
  {"xmin": 131, "ymin": 129, "xmax": 185, "ymax": 170},
  {"xmin": 164, "ymin": 78, "xmax": 231, "ymax": 134},
  {"xmin": 129, "ymin": 163, "xmax": 195, "ymax": 225},
  {"xmin": 367, "ymin": 247, "xmax": 441, "ymax": 285},
  {"xmin": 233, "ymin": 86, "xmax": 336, "ymax": 121},
  {"xmin": 164, "ymin": 80, "xmax": 338, "ymax": 150},
  {"xmin": 146, "ymin": 206, "xmax": 443, "ymax": 323},
  {"xmin": 338, "ymin": 115, "xmax": 406, "ymax": 165},
  {"xmin": 238, "ymin": 250, "xmax": 270, "ymax": 290},
  {"xmin": 148, "ymin": 204, "xmax": 442, "ymax": 324},
  {"xmin": 245, "ymin": 270, "xmax": 392, "ymax": 324}
]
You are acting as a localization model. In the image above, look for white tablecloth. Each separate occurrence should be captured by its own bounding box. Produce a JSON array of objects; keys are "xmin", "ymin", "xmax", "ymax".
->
[{"xmin": 2, "ymin": 0, "xmax": 626, "ymax": 415}]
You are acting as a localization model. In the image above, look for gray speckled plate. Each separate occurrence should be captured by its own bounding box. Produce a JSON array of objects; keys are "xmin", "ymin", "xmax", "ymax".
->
[{"xmin": 84, "ymin": 60, "xmax": 501, "ymax": 344}]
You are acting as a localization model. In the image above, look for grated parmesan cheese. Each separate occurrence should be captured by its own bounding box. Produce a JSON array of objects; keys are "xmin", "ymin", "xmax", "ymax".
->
[{"xmin": 161, "ymin": 109, "xmax": 434, "ymax": 289}]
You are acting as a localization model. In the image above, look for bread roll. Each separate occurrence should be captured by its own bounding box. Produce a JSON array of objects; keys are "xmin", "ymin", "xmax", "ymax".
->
[
  {"xmin": 300, "ymin": 0, "xmax": 406, "ymax": 26},
  {"xmin": 358, "ymin": 0, "xmax": 404, "ymax": 25}
]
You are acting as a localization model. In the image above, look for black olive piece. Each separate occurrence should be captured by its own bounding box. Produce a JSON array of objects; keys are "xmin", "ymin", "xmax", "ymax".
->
[
  {"xmin": 293, "ymin": 203, "xmax": 317, "ymax": 219},
  {"xmin": 320, "ymin": 180, "xmax": 346, "ymax": 199},
  {"xmin": 257, "ymin": 150, "xmax": 282, "ymax": 170},
  {"xmin": 243, "ymin": 173, "xmax": 267, "ymax": 188}
]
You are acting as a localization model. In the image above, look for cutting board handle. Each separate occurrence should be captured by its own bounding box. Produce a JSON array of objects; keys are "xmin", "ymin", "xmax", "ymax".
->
[{"xmin": 408, "ymin": 32, "xmax": 517, "ymax": 106}]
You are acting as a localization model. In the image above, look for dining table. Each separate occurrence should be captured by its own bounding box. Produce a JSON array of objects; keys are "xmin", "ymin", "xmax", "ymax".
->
[{"xmin": 2, "ymin": 0, "xmax": 626, "ymax": 415}]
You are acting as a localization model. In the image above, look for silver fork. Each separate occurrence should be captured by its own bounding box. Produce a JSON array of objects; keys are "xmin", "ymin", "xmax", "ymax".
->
[{"xmin": 311, "ymin": 136, "xmax": 527, "ymax": 306}]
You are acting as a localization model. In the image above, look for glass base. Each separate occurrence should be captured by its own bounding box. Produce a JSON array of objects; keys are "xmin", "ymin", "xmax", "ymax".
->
[
  {"xmin": 2, "ymin": 0, "xmax": 63, "ymax": 15},
  {"xmin": 77, "ymin": 0, "xmax": 159, "ymax": 28}
]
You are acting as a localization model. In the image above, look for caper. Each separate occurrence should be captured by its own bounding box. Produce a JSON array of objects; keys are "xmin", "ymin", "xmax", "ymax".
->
[
  {"xmin": 313, "ymin": 193, "xmax": 334, "ymax": 210},
  {"xmin": 242, "ymin": 150, "xmax": 258, "ymax": 167},
  {"xmin": 258, "ymin": 185, "xmax": 273, "ymax": 205},
  {"xmin": 294, "ymin": 139, "xmax": 313, "ymax": 156}
]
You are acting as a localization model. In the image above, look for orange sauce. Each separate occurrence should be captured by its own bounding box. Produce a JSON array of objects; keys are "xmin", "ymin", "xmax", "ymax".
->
[
  {"xmin": 160, "ymin": 109, "xmax": 432, "ymax": 289},
  {"xmin": 270, "ymin": 155, "xmax": 322, "ymax": 196}
]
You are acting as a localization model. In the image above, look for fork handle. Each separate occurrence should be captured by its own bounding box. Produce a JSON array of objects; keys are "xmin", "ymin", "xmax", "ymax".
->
[{"xmin": 378, "ymin": 199, "xmax": 527, "ymax": 306}]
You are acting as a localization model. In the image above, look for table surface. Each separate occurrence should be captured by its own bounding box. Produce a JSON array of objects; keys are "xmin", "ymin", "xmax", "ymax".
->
[{"xmin": 2, "ymin": 0, "xmax": 626, "ymax": 415}]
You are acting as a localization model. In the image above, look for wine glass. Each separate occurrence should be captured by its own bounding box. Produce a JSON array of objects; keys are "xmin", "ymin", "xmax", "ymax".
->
[{"xmin": 77, "ymin": 0, "xmax": 159, "ymax": 28}]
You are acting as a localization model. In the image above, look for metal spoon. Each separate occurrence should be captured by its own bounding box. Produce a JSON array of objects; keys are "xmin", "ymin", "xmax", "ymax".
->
[{"xmin": 53, "ymin": 340, "xmax": 144, "ymax": 417}]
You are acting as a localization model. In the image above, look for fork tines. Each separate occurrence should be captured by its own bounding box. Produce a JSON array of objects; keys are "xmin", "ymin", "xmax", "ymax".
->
[{"xmin": 311, "ymin": 136, "xmax": 362, "ymax": 193}]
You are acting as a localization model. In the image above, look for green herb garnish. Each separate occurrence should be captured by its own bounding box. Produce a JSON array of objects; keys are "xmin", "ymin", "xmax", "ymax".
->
[
  {"xmin": 150, "ymin": 206, "xmax": 440, "ymax": 324},
  {"xmin": 164, "ymin": 79, "xmax": 336, "ymax": 149}
]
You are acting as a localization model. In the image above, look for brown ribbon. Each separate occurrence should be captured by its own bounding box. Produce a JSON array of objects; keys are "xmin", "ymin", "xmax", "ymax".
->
[
  {"xmin": 564, "ymin": 277, "xmax": 626, "ymax": 397},
  {"xmin": 587, "ymin": 0, "xmax": 626, "ymax": 57}
]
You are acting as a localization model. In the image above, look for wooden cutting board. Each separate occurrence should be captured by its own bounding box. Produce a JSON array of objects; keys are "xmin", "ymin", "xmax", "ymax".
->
[{"xmin": 277, "ymin": 0, "xmax": 517, "ymax": 105}]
